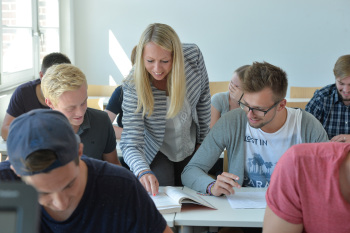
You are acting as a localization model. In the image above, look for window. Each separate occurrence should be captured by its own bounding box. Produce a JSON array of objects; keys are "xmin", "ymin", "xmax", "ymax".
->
[{"xmin": 0, "ymin": 0, "xmax": 60, "ymax": 90}]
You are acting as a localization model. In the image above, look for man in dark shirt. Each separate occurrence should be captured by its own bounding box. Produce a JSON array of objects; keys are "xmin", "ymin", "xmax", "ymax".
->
[
  {"xmin": 1, "ymin": 52, "xmax": 71, "ymax": 140},
  {"xmin": 41, "ymin": 63, "xmax": 121, "ymax": 165}
]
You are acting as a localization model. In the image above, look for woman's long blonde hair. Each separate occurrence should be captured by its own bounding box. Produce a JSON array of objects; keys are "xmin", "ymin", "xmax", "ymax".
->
[{"xmin": 131, "ymin": 23, "xmax": 186, "ymax": 118}]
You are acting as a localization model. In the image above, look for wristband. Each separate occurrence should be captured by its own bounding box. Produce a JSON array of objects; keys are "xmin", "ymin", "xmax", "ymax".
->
[
  {"xmin": 207, "ymin": 181, "xmax": 216, "ymax": 195},
  {"xmin": 138, "ymin": 170, "xmax": 155, "ymax": 180}
]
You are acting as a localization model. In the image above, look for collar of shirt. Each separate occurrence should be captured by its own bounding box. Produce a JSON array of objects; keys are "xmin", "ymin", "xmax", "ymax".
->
[{"xmin": 77, "ymin": 110, "xmax": 90, "ymax": 135}]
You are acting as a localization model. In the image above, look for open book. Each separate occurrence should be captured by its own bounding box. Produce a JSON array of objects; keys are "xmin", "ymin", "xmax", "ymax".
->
[{"xmin": 150, "ymin": 186, "xmax": 216, "ymax": 214}]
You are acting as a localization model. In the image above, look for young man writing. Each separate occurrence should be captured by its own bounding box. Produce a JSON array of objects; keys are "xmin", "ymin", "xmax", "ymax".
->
[{"xmin": 182, "ymin": 61, "xmax": 328, "ymax": 196}]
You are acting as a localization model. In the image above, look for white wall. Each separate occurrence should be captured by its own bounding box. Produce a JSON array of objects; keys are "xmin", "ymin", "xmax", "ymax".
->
[{"xmin": 72, "ymin": 0, "xmax": 350, "ymax": 97}]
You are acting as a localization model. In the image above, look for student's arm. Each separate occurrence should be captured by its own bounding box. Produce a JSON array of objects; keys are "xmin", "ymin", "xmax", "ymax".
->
[
  {"xmin": 263, "ymin": 206, "xmax": 303, "ymax": 233},
  {"xmin": 210, "ymin": 105, "xmax": 221, "ymax": 128},
  {"xmin": 102, "ymin": 149, "xmax": 121, "ymax": 166},
  {"xmin": 105, "ymin": 109, "xmax": 117, "ymax": 122},
  {"xmin": 163, "ymin": 225, "xmax": 173, "ymax": 233},
  {"xmin": 105, "ymin": 109, "xmax": 123, "ymax": 139},
  {"xmin": 113, "ymin": 126, "xmax": 123, "ymax": 139},
  {"xmin": 1, "ymin": 113, "xmax": 15, "ymax": 140}
]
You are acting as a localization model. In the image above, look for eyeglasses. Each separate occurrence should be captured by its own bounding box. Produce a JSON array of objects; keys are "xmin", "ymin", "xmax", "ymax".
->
[{"xmin": 238, "ymin": 96, "xmax": 281, "ymax": 117}]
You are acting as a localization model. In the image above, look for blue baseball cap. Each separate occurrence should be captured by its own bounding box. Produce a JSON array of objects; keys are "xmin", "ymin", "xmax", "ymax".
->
[{"xmin": 7, "ymin": 109, "xmax": 80, "ymax": 176}]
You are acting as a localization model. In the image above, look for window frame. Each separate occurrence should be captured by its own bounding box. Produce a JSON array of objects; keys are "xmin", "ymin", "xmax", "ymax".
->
[{"xmin": 0, "ymin": 0, "xmax": 60, "ymax": 91}]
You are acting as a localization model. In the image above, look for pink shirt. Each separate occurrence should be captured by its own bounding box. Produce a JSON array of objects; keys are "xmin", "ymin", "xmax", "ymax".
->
[{"xmin": 266, "ymin": 142, "xmax": 350, "ymax": 233}]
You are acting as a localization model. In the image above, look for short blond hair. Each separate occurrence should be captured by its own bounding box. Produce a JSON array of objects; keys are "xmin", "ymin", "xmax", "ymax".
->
[
  {"xmin": 41, "ymin": 64, "xmax": 87, "ymax": 106},
  {"xmin": 333, "ymin": 55, "xmax": 350, "ymax": 80},
  {"xmin": 127, "ymin": 23, "xmax": 186, "ymax": 118}
]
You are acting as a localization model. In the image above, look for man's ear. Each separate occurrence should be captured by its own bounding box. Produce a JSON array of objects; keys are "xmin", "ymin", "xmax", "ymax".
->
[
  {"xmin": 39, "ymin": 71, "xmax": 43, "ymax": 79},
  {"xmin": 78, "ymin": 143, "xmax": 84, "ymax": 157},
  {"xmin": 277, "ymin": 99, "xmax": 287, "ymax": 111},
  {"xmin": 45, "ymin": 98, "xmax": 55, "ymax": 109}
]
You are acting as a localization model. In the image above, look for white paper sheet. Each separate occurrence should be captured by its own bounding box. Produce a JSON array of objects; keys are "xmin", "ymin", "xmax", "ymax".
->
[{"xmin": 226, "ymin": 191, "xmax": 266, "ymax": 209}]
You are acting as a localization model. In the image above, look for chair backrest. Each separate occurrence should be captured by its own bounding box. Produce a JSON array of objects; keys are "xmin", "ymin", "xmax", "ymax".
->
[
  {"xmin": 209, "ymin": 81, "xmax": 229, "ymax": 97},
  {"xmin": 87, "ymin": 98, "xmax": 104, "ymax": 110},
  {"xmin": 289, "ymin": 86, "xmax": 322, "ymax": 98},
  {"xmin": 87, "ymin": 85, "xmax": 118, "ymax": 97},
  {"xmin": 223, "ymin": 150, "xmax": 228, "ymax": 172}
]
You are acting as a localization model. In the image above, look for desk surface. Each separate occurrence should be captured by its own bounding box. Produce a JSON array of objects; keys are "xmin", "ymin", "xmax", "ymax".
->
[{"xmin": 174, "ymin": 187, "xmax": 266, "ymax": 229}]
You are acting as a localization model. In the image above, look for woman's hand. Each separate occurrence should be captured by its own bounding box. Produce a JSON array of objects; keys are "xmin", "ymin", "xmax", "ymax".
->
[
  {"xmin": 138, "ymin": 170, "xmax": 159, "ymax": 196},
  {"xmin": 229, "ymin": 82, "xmax": 243, "ymax": 102}
]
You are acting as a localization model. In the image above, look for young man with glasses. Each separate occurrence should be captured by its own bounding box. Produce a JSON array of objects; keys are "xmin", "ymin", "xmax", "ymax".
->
[{"xmin": 182, "ymin": 62, "xmax": 328, "ymax": 197}]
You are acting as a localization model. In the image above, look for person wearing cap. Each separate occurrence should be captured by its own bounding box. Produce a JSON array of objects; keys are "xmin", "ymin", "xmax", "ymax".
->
[
  {"xmin": 0, "ymin": 109, "xmax": 172, "ymax": 233},
  {"xmin": 1, "ymin": 52, "xmax": 71, "ymax": 141},
  {"xmin": 41, "ymin": 63, "xmax": 121, "ymax": 165}
]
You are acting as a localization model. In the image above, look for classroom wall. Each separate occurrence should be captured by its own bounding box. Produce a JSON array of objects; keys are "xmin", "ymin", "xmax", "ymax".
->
[{"xmin": 72, "ymin": 0, "xmax": 350, "ymax": 97}]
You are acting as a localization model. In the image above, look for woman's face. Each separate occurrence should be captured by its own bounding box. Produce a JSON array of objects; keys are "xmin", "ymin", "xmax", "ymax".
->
[
  {"xmin": 230, "ymin": 72, "xmax": 241, "ymax": 88},
  {"xmin": 143, "ymin": 42, "xmax": 173, "ymax": 81}
]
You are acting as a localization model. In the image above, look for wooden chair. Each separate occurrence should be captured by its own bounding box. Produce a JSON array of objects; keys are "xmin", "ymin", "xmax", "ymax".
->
[
  {"xmin": 287, "ymin": 86, "xmax": 322, "ymax": 109},
  {"xmin": 87, "ymin": 85, "xmax": 119, "ymax": 110},
  {"xmin": 289, "ymin": 86, "xmax": 322, "ymax": 98},
  {"xmin": 223, "ymin": 150, "xmax": 228, "ymax": 172},
  {"xmin": 87, "ymin": 84, "xmax": 118, "ymax": 97},
  {"xmin": 87, "ymin": 98, "xmax": 104, "ymax": 110},
  {"xmin": 285, "ymin": 101, "xmax": 309, "ymax": 109},
  {"xmin": 209, "ymin": 81, "xmax": 229, "ymax": 97}
]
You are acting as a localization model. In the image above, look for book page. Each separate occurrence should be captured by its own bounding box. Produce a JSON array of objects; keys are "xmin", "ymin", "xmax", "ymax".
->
[
  {"xmin": 150, "ymin": 191, "xmax": 181, "ymax": 208},
  {"xmin": 165, "ymin": 187, "xmax": 216, "ymax": 209}
]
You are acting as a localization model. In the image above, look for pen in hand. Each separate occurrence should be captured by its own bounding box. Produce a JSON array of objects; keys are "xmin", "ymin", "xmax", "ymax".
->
[{"xmin": 212, "ymin": 172, "xmax": 241, "ymax": 196}]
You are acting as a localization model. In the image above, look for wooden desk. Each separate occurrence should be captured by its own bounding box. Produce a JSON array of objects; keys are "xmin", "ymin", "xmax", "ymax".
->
[{"xmin": 174, "ymin": 187, "xmax": 266, "ymax": 233}]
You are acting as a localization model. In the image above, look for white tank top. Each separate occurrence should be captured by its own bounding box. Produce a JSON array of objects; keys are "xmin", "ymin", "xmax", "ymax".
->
[{"xmin": 159, "ymin": 97, "xmax": 196, "ymax": 162}]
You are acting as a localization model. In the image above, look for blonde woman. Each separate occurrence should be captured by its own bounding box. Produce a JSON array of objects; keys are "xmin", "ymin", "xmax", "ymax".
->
[{"xmin": 120, "ymin": 23, "xmax": 211, "ymax": 195}]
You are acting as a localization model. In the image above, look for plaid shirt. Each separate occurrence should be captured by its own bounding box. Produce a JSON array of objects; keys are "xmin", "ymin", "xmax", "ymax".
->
[{"xmin": 305, "ymin": 84, "xmax": 350, "ymax": 139}]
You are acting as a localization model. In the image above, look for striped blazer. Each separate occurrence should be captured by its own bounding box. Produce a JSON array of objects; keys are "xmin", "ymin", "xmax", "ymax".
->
[{"xmin": 120, "ymin": 43, "xmax": 211, "ymax": 176}]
